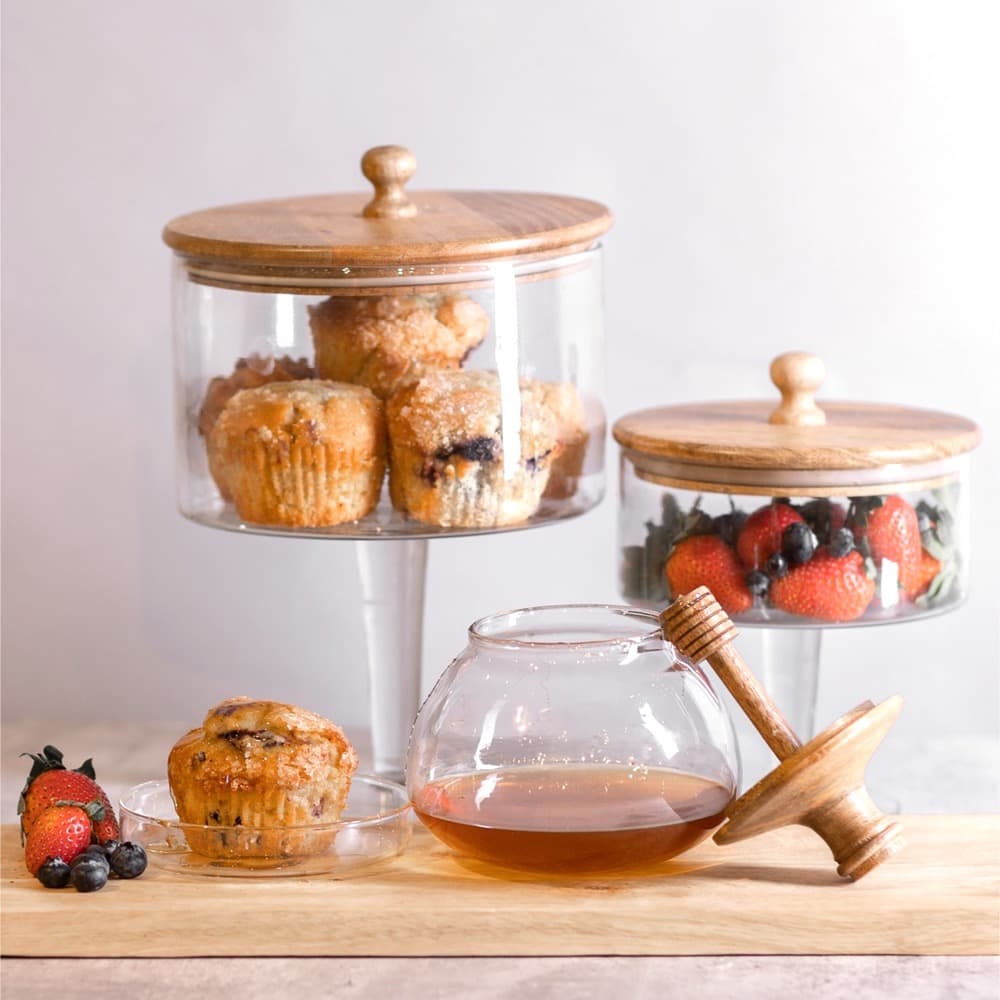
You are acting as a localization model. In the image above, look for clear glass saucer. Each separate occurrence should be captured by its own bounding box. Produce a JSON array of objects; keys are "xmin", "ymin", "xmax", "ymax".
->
[{"xmin": 120, "ymin": 775, "xmax": 412, "ymax": 878}]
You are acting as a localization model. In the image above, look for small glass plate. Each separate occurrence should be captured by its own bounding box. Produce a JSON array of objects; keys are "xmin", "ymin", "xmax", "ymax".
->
[{"xmin": 120, "ymin": 775, "xmax": 412, "ymax": 878}]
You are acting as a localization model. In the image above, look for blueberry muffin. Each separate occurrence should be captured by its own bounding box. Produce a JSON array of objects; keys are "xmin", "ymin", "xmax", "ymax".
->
[
  {"xmin": 308, "ymin": 293, "xmax": 489, "ymax": 401},
  {"xmin": 386, "ymin": 370, "xmax": 560, "ymax": 528},
  {"xmin": 167, "ymin": 697, "xmax": 359, "ymax": 860},
  {"xmin": 208, "ymin": 380, "xmax": 385, "ymax": 527},
  {"xmin": 529, "ymin": 381, "xmax": 591, "ymax": 500},
  {"xmin": 197, "ymin": 355, "xmax": 315, "ymax": 500}
]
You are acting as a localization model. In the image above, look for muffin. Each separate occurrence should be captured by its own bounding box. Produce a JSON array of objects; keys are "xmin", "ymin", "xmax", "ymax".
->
[
  {"xmin": 387, "ymin": 370, "xmax": 560, "ymax": 528},
  {"xmin": 208, "ymin": 380, "xmax": 386, "ymax": 527},
  {"xmin": 167, "ymin": 697, "xmax": 359, "ymax": 860},
  {"xmin": 308, "ymin": 293, "xmax": 489, "ymax": 400},
  {"xmin": 197, "ymin": 355, "xmax": 315, "ymax": 500},
  {"xmin": 529, "ymin": 381, "xmax": 590, "ymax": 499}
]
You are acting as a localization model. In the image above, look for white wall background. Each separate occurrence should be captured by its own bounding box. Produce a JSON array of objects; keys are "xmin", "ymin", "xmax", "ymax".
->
[{"xmin": 3, "ymin": 2, "xmax": 998, "ymax": 786}]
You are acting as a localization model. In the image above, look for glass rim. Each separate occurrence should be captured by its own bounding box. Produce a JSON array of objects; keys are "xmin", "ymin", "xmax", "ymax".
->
[
  {"xmin": 174, "ymin": 243, "xmax": 604, "ymax": 294},
  {"xmin": 119, "ymin": 775, "xmax": 411, "ymax": 833},
  {"xmin": 468, "ymin": 603, "xmax": 664, "ymax": 650}
]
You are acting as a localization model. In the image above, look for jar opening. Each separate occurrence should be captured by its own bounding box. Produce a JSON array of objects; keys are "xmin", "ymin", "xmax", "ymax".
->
[{"xmin": 469, "ymin": 604, "xmax": 662, "ymax": 649}]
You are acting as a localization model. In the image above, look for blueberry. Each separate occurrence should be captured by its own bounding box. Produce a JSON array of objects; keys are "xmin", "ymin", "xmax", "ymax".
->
[
  {"xmin": 917, "ymin": 509, "xmax": 933, "ymax": 534},
  {"xmin": 746, "ymin": 570, "xmax": 770, "ymax": 597},
  {"xmin": 70, "ymin": 857, "xmax": 109, "ymax": 892},
  {"xmin": 109, "ymin": 842, "xmax": 148, "ymax": 880},
  {"xmin": 73, "ymin": 849, "xmax": 109, "ymax": 874},
  {"xmin": 81, "ymin": 844, "xmax": 111, "ymax": 860},
  {"xmin": 765, "ymin": 552, "xmax": 788, "ymax": 578},
  {"xmin": 37, "ymin": 857, "xmax": 72, "ymax": 889},
  {"xmin": 781, "ymin": 522, "xmax": 816, "ymax": 566},
  {"xmin": 830, "ymin": 527, "xmax": 855, "ymax": 558},
  {"xmin": 101, "ymin": 839, "xmax": 120, "ymax": 857}
]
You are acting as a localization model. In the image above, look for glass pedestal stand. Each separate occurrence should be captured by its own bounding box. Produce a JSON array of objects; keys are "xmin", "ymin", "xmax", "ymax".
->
[
  {"xmin": 725, "ymin": 628, "xmax": 821, "ymax": 791},
  {"xmin": 356, "ymin": 538, "xmax": 428, "ymax": 783},
  {"xmin": 196, "ymin": 496, "xmax": 601, "ymax": 786}
]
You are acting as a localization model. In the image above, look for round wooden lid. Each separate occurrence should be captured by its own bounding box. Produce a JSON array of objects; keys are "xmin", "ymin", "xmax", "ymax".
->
[
  {"xmin": 613, "ymin": 352, "xmax": 980, "ymax": 491},
  {"xmin": 162, "ymin": 145, "xmax": 612, "ymax": 273}
]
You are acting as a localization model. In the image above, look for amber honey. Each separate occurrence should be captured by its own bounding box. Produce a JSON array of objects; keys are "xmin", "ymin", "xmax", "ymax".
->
[{"xmin": 413, "ymin": 764, "xmax": 733, "ymax": 874}]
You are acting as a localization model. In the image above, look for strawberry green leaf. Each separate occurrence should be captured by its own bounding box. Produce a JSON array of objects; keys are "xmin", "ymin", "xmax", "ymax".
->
[{"xmin": 916, "ymin": 568, "xmax": 959, "ymax": 607}]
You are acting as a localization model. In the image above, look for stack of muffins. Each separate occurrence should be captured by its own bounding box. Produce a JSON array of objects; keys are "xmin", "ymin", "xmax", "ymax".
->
[{"xmin": 198, "ymin": 293, "xmax": 590, "ymax": 529}]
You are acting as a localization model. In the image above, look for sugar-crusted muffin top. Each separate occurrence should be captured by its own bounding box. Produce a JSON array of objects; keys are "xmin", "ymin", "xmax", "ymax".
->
[
  {"xmin": 197, "ymin": 355, "xmax": 314, "ymax": 437},
  {"xmin": 310, "ymin": 293, "xmax": 488, "ymax": 357},
  {"xmin": 309, "ymin": 293, "xmax": 490, "ymax": 400},
  {"xmin": 387, "ymin": 370, "xmax": 558, "ymax": 458},
  {"xmin": 525, "ymin": 381, "xmax": 587, "ymax": 439},
  {"xmin": 210, "ymin": 379, "xmax": 384, "ymax": 450}
]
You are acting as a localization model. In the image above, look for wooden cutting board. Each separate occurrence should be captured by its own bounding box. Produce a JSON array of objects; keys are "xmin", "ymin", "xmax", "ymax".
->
[{"xmin": 2, "ymin": 817, "xmax": 998, "ymax": 957}]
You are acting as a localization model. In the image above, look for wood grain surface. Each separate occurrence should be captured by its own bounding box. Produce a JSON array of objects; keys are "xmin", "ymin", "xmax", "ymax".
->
[
  {"xmin": 163, "ymin": 190, "xmax": 613, "ymax": 269},
  {"xmin": 2, "ymin": 818, "xmax": 997, "ymax": 957},
  {"xmin": 612, "ymin": 400, "xmax": 981, "ymax": 472}
]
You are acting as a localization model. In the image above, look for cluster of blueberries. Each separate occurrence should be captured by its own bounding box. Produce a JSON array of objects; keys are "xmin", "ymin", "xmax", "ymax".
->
[{"xmin": 36, "ymin": 841, "xmax": 147, "ymax": 892}]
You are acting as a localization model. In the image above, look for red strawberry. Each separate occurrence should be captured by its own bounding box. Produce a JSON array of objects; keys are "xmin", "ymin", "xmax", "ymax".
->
[
  {"xmin": 907, "ymin": 549, "xmax": 941, "ymax": 600},
  {"xmin": 736, "ymin": 502, "xmax": 804, "ymax": 569},
  {"xmin": 19, "ymin": 746, "xmax": 119, "ymax": 845},
  {"xmin": 665, "ymin": 535, "xmax": 752, "ymax": 615},
  {"xmin": 24, "ymin": 805, "xmax": 95, "ymax": 876},
  {"xmin": 770, "ymin": 547, "xmax": 875, "ymax": 622},
  {"xmin": 856, "ymin": 495, "xmax": 922, "ymax": 597}
]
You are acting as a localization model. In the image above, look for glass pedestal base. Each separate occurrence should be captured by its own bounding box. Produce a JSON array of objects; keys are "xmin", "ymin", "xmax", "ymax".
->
[{"xmin": 356, "ymin": 538, "xmax": 428, "ymax": 783}]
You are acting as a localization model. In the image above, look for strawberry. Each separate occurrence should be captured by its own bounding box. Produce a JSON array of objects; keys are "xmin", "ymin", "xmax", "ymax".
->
[
  {"xmin": 736, "ymin": 502, "xmax": 804, "ymax": 569},
  {"xmin": 770, "ymin": 547, "xmax": 875, "ymax": 622},
  {"xmin": 19, "ymin": 746, "xmax": 119, "ymax": 845},
  {"xmin": 907, "ymin": 549, "xmax": 941, "ymax": 600},
  {"xmin": 24, "ymin": 804, "xmax": 95, "ymax": 876},
  {"xmin": 853, "ymin": 495, "xmax": 922, "ymax": 597},
  {"xmin": 665, "ymin": 534, "xmax": 752, "ymax": 615}
]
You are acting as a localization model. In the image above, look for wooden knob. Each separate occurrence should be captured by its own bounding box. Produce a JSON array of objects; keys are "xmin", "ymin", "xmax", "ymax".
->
[
  {"xmin": 661, "ymin": 587, "xmax": 905, "ymax": 881},
  {"xmin": 768, "ymin": 351, "xmax": 826, "ymax": 426},
  {"xmin": 361, "ymin": 145, "xmax": 418, "ymax": 219}
]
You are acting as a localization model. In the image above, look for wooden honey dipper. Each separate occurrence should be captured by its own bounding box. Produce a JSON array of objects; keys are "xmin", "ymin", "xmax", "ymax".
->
[{"xmin": 661, "ymin": 587, "xmax": 905, "ymax": 881}]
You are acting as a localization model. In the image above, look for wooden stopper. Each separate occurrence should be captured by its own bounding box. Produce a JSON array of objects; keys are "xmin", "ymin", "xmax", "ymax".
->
[
  {"xmin": 768, "ymin": 351, "xmax": 826, "ymax": 426},
  {"xmin": 660, "ymin": 587, "xmax": 905, "ymax": 881},
  {"xmin": 361, "ymin": 145, "xmax": 418, "ymax": 219}
]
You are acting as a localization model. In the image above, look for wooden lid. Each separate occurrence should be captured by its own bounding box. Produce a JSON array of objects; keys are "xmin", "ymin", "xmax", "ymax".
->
[
  {"xmin": 162, "ymin": 145, "xmax": 612, "ymax": 278},
  {"xmin": 613, "ymin": 352, "xmax": 980, "ymax": 492}
]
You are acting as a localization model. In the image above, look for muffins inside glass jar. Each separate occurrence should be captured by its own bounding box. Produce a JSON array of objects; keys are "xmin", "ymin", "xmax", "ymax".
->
[{"xmin": 193, "ymin": 291, "xmax": 598, "ymax": 531}]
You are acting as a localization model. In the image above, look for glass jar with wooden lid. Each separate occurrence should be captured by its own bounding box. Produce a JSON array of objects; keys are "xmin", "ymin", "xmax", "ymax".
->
[
  {"xmin": 163, "ymin": 146, "xmax": 612, "ymax": 779},
  {"xmin": 613, "ymin": 352, "xmax": 980, "ymax": 770},
  {"xmin": 614, "ymin": 351, "xmax": 979, "ymax": 628},
  {"xmin": 166, "ymin": 145, "xmax": 611, "ymax": 538}
]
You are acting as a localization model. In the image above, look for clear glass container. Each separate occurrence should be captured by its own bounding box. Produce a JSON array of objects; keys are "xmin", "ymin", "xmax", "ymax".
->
[
  {"xmin": 612, "ymin": 352, "xmax": 980, "ymax": 792},
  {"xmin": 172, "ymin": 253, "xmax": 606, "ymax": 537},
  {"xmin": 120, "ymin": 775, "xmax": 411, "ymax": 878},
  {"xmin": 407, "ymin": 605, "xmax": 739, "ymax": 875},
  {"xmin": 164, "ymin": 146, "xmax": 613, "ymax": 781},
  {"xmin": 618, "ymin": 457, "xmax": 972, "ymax": 627}
]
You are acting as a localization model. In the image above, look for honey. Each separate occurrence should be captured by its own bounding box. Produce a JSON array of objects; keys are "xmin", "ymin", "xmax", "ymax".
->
[{"xmin": 413, "ymin": 764, "xmax": 732, "ymax": 874}]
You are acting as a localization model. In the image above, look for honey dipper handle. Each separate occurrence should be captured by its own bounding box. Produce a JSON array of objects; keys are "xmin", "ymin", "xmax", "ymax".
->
[
  {"xmin": 362, "ymin": 145, "xmax": 418, "ymax": 219},
  {"xmin": 660, "ymin": 588, "xmax": 802, "ymax": 761},
  {"xmin": 768, "ymin": 352, "xmax": 826, "ymax": 426}
]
